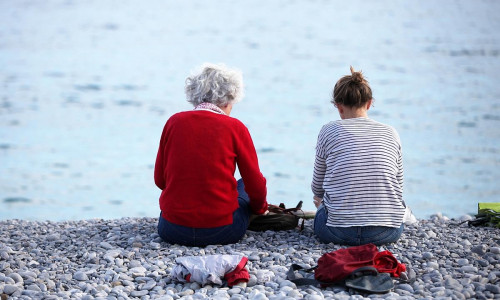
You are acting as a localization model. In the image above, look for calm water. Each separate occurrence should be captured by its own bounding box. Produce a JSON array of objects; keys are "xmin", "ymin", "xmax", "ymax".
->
[{"xmin": 1, "ymin": 0, "xmax": 499, "ymax": 221}]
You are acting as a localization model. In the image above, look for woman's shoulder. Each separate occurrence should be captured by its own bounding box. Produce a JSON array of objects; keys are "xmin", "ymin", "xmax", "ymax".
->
[
  {"xmin": 321, "ymin": 120, "xmax": 343, "ymax": 130},
  {"xmin": 368, "ymin": 119, "xmax": 402, "ymax": 143}
]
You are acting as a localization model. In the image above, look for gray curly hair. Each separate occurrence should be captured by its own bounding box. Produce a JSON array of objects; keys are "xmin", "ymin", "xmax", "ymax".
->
[{"xmin": 185, "ymin": 63, "xmax": 244, "ymax": 107}]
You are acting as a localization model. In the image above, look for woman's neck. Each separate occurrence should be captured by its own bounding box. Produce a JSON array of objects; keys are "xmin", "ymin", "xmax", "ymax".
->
[
  {"xmin": 339, "ymin": 107, "xmax": 368, "ymax": 119},
  {"xmin": 337, "ymin": 100, "xmax": 372, "ymax": 119}
]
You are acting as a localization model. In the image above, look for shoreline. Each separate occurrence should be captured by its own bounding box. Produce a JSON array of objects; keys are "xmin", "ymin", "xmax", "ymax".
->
[{"xmin": 0, "ymin": 215, "xmax": 499, "ymax": 299}]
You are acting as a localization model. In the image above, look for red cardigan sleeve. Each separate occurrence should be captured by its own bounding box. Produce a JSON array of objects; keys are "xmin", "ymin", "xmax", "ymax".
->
[
  {"xmin": 154, "ymin": 124, "xmax": 167, "ymax": 190},
  {"xmin": 235, "ymin": 123, "xmax": 268, "ymax": 215}
]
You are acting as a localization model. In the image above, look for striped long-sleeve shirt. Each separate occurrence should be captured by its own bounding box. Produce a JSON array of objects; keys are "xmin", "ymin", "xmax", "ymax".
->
[{"xmin": 312, "ymin": 117, "xmax": 405, "ymax": 228}]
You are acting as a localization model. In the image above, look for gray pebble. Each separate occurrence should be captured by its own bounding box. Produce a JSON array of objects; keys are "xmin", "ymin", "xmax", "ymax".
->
[
  {"xmin": 130, "ymin": 290, "xmax": 149, "ymax": 297},
  {"xmin": 477, "ymin": 259, "xmax": 489, "ymax": 267},
  {"xmin": 3, "ymin": 276, "xmax": 15, "ymax": 284},
  {"xmin": 486, "ymin": 284, "xmax": 500, "ymax": 294},
  {"xmin": 249, "ymin": 291, "xmax": 268, "ymax": 300},
  {"xmin": 26, "ymin": 284, "xmax": 41, "ymax": 291},
  {"xmin": 427, "ymin": 261, "xmax": 439, "ymax": 269},
  {"xmin": 99, "ymin": 241, "xmax": 114, "ymax": 250},
  {"xmin": 73, "ymin": 271, "xmax": 89, "ymax": 281},
  {"xmin": 141, "ymin": 280, "xmax": 156, "ymax": 290},
  {"xmin": 471, "ymin": 245, "xmax": 487, "ymax": 255},
  {"xmin": 461, "ymin": 266, "xmax": 478, "ymax": 273},
  {"xmin": 248, "ymin": 274, "xmax": 258, "ymax": 287},
  {"xmin": 490, "ymin": 247, "xmax": 500, "ymax": 254},
  {"xmin": 7, "ymin": 273, "xmax": 23, "ymax": 284},
  {"xmin": 178, "ymin": 289, "xmax": 194, "ymax": 296},
  {"xmin": 396, "ymin": 283, "xmax": 414, "ymax": 293},
  {"xmin": 228, "ymin": 287, "xmax": 242, "ymax": 295},
  {"xmin": 279, "ymin": 280, "xmax": 296, "ymax": 289},
  {"xmin": 305, "ymin": 295, "xmax": 323, "ymax": 300},
  {"xmin": 189, "ymin": 282, "xmax": 201, "ymax": 290},
  {"xmin": 3, "ymin": 284, "xmax": 18, "ymax": 295}
]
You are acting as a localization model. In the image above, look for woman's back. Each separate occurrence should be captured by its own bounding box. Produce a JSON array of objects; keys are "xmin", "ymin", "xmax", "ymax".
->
[
  {"xmin": 312, "ymin": 117, "xmax": 405, "ymax": 228},
  {"xmin": 312, "ymin": 66, "xmax": 406, "ymax": 245}
]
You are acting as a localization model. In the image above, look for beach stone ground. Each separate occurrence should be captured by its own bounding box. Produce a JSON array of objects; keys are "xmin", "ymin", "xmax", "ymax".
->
[{"xmin": 0, "ymin": 215, "xmax": 499, "ymax": 299}]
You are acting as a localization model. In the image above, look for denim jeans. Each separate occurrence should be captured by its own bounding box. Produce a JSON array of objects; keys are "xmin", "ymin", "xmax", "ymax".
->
[
  {"xmin": 313, "ymin": 204, "xmax": 404, "ymax": 246},
  {"xmin": 157, "ymin": 179, "xmax": 251, "ymax": 247}
]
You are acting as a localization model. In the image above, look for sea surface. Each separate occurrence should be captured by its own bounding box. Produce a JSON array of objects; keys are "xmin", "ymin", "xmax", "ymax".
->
[{"xmin": 1, "ymin": 0, "xmax": 499, "ymax": 221}]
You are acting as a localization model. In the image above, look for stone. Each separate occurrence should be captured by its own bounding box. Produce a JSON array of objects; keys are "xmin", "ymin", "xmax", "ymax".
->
[
  {"xmin": 141, "ymin": 280, "xmax": 156, "ymax": 290},
  {"xmin": 178, "ymin": 289, "xmax": 194, "ymax": 296},
  {"xmin": 396, "ymin": 284, "xmax": 414, "ymax": 293},
  {"xmin": 279, "ymin": 280, "xmax": 296, "ymax": 289},
  {"xmin": 471, "ymin": 245, "xmax": 487, "ymax": 255},
  {"xmin": 485, "ymin": 284, "xmax": 500, "ymax": 294},
  {"xmin": 305, "ymin": 295, "xmax": 323, "ymax": 300},
  {"xmin": 130, "ymin": 267, "xmax": 147, "ymax": 277},
  {"xmin": 461, "ymin": 266, "xmax": 478, "ymax": 273},
  {"xmin": 3, "ymin": 285, "xmax": 18, "ymax": 295},
  {"xmin": 427, "ymin": 261, "xmax": 440, "ymax": 269},
  {"xmin": 130, "ymin": 290, "xmax": 149, "ymax": 297},
  {"xmin": 73, "ymin": 271, "xmax": 89, "ymax": 281},
  {"xmin": 7, "ymin": 273, "xmax": 23, "ymax": 284},
  {"xmin": 228, "ymin": 287, "xmax": 242, "ymax": 295},
  {"xmin": 99, "ymin": 241, "xmax": 114, "ymax": 250},
  {"xmin": 477, "ymin": 259, "xmax": 489, "ymax": 267},
  {"xmin": 490, "ymin": 247, "xmax": 500, "ymax": 254},
  {"xmin": 249, "ymin": 290, "xmax": 268, "ymax": 300}
]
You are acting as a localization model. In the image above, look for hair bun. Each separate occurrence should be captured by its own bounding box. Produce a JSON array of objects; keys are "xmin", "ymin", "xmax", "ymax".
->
[{"xmin": 349, "ymin": 65, "xmax": 364, "ymax": 83}]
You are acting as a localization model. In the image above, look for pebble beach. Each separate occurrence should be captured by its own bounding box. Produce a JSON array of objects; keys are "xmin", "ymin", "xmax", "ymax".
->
[{"xmin": 1, "ymin": 215, "xmax": 499, "ymax": 299}]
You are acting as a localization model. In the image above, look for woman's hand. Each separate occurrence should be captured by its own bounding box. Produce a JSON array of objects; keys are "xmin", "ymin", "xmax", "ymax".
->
[{"xmin": 313, "ymin": 196, "xmax": 322, "ymax": 208}]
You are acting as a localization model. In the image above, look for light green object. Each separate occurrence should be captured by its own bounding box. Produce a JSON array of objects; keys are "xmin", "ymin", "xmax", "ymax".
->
[
  {"xmin": 474, "ymin": 203, "xmax": 500, "ymax": 228},
  {"xmin": 478, "ymin": 202, "xmax": 500, "ymax": 212}
]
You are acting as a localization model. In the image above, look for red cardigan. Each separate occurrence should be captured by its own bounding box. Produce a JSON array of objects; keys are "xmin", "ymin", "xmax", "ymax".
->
[{"xmin": 154, "ymin": 110, "xmax": 268, "ymax": 228}]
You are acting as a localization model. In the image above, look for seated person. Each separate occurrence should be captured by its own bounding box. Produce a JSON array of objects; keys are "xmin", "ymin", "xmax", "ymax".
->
[
  {"xmin": 154, "ymin": 63, "xmax": 268, "ymax": 247},
  {"xmin": 312, "ymin": 66, "xmax": 406, "ymax": 246}
]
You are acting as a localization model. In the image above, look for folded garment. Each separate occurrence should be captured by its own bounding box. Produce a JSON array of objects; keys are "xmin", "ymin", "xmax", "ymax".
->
[
  {"xmin": 171, "ymin": 255, "xmax": 249, "ymax": 287},
  {"xmin": 403, "ymin": 206, "xmax": 418, "ymax": 225}
]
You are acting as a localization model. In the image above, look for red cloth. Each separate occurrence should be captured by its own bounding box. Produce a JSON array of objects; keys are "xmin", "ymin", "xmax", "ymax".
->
[
  {"xmin": 154, "ymin": 110, "xmax": 267, "ymax": 228},
  {"xmin": 224, "ymin": 256, "xmax": 250, "ymax": 287},
  {"xmin": 315, "ymin": 244, "xmax": 405, "ymax": 283},
  {"xmin": 373, "ymin": 250, "xmax": 406, "ymax": 277}
]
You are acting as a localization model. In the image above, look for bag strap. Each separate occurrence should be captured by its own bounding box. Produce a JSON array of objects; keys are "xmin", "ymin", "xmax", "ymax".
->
[
  {"xmin": 347, "ymin": 266, "xmax": 379, "ymax": 279},
  {"xmin": 287, "ymin": 265, "xmax": 383, "ymax": 287},
  {"xmin": 287, "ymin": 264, "xmax": 323, "ymax": 286}
]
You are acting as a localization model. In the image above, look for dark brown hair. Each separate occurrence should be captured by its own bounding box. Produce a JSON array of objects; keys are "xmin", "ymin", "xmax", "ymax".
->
[{"xmin": 331, "ymin": 66, "xmax": 372, "ymax": 108}]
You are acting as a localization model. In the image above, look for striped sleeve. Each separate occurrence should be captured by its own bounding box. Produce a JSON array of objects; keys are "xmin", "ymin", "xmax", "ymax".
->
[{"xmin": 311, "ymin": 125, "xmax": 329, "ymax": 198}]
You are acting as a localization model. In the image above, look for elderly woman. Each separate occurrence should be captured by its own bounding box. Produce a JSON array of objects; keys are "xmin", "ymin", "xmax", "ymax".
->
[
  {"xmin": 154, "ymin": 63, "xmax": 268, "ymax": 247},
  {"xmin": 312, "ymin": 66, "xmax": 406, "ymax": 246}
]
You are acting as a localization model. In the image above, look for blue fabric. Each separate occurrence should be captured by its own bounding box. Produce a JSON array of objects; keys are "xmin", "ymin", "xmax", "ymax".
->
[
  {"xmin": 313, "ymin": 204, "xmax": 404, "ymax": 246},
  {"xmin": 157, "ymin": 179, "xmax": 251, "ymax": 247}
]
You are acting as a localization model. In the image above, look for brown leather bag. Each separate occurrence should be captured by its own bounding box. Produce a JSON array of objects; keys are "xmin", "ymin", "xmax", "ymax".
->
[{"xmin": 248, "ymin": 201, "xmax": 304, "ymax": 231}]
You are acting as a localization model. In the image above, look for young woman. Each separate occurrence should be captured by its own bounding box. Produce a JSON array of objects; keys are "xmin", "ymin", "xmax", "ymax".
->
[
  {"xmin": 312, "ymin": 66, "xmax": 406, "ymax": 245},
  {"xmin": 154, "ymin": 63, "xmax": 268, "ymax": 246}
]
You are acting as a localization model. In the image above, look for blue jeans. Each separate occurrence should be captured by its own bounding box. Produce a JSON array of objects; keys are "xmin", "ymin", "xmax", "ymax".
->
[
  {"xmin": 314, "ymin": 204, "xmax": 404, "ymax": 246},
  {"xmin": 157, "ymin": 179, "xmax": 251, "ymax": 247}
]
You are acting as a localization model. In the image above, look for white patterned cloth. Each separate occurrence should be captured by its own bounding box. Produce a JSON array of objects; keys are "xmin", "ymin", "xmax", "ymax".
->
[
  {"xmin": 171, "ymin": 255, "xmax": 248, "ymax": 286},
  {"xmin": 194, "ymin": 102, "xmax": 226, "ymax": 115}
]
